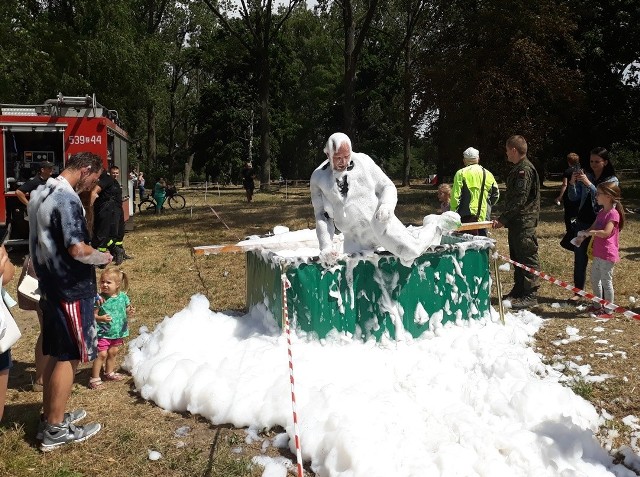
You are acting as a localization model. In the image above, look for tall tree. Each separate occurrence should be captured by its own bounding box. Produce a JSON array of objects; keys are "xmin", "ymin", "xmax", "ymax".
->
[
  {"xmin": 383, "ymin": 0, "xmax": 433, "ymax": 185},
  {"xmin": 192, "ymin": 23, "xmax": 255, "ymax": 184},
  {"xmin": 417, "ymin": 0, "xmax": 583, "ymax": 179},
  {"xmin": 132, "ymin": 0, "xmax": 172, "ymax": 171},
  {"xmin": 571, "ymin": 0, "xmax": 640, "ymax": 154},
  {"xmin": 200, "ymin": 0, "xmax": 305, "ymax": 189},
  {"xmin": 318, "ymin": 0, "xmax": 380, "ymax": 138},
  {"xmin": 271, "ymin": 7, "xmax": 342, "ymax": 179},
  {"xmin": 0, "ymin": 1, "xmax": 58, "ymax": 103}
]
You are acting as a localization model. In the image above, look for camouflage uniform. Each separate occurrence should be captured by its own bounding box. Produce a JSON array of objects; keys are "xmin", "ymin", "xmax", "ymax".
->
[{"xmin": 498, "ymin": 157, "xmax": 540, "ymax": 297}]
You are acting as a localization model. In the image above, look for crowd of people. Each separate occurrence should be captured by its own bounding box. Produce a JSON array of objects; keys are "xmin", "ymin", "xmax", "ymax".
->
[
  {"xmin": 313, "ymin": 132, "xmax": 625, "ymax": 315},
  {"xmin": 438, "ymin": 140, "xmax": 624, "ymax": 313},
  {"xmin": 0, "ymin": 134, "xmax": 630, "ymax": 454}
]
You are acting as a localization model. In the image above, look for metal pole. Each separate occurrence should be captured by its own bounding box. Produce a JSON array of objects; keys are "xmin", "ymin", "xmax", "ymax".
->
[
  {"xmin": 493, "ymin": 254, "xmax": 505, "ymax": 325},
  {"xmin": 281, "ymin": 265, "xmax": 304, "ymax": 477}
]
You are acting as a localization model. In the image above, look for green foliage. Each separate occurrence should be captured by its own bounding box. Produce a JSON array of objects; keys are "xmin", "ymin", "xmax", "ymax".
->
[
  {"xmin": 192, "ymin": 24, "xmax": 254, "ymax": 183},
  {"xmin": 270, "ymin": 7, "xmax": 342, "ymax": 179},
  {"xmin": 610, "ymin": 145, "xmax": 640, "ymax": 170},
  {"xmin": 416, "ymin": 0, "xmax": 585, "ymax": 176},
  {"xmin": 569, "ymin": 378, "xmax": 594, "ymax": 401},
  {"xmin": 51, "ymin": 469, "xmax": 84, "ymax": 477},
  {"xmin": 0, "ymin": 0, "xmax": 638, "ymax": 182}
]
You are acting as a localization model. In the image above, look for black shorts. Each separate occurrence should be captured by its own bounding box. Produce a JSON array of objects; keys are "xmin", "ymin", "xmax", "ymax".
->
[
  {"xmin": 0, "ymin": 349, "xmax": 11, "ymax": 372},
  {"xmin": 40, "ymin": 294, "xmax": 97, "ymax": 363}
]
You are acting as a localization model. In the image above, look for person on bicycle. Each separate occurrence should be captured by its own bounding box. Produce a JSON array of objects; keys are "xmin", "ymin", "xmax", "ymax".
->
[
  {"xmin": 153, "ymin": 177, "xmax": 167, "ymax": 214},
  {"xmin": 137, "ymin": 172, "xmax": 146, "ymax": 200}
]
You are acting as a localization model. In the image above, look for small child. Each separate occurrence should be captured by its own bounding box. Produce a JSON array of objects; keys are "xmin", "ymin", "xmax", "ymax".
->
[
  {"xmin": 437, "ymin": 183, "xmax": 451, "ymax": 213},
  {"xmin": 90, "ymin": 267, "xmax": 135, "ymax": 389},
  {"xmin": 574, "ymin": 182, "xmax": 625, "ymax": 318}
]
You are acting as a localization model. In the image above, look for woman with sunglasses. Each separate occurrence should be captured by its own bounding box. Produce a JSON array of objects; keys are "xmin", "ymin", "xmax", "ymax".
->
[{"xmin": 567, "ymin": 147, "xmax": 618, "ymax": 302}]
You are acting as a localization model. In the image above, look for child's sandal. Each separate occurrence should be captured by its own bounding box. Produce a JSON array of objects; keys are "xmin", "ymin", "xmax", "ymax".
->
[
  {"xmin": 103, "ymin": 372, "xmax": 125, "ymax": 382},
  {"xmin": 89, "ymin": 378, "xmax": 103, "ymax": 389}
]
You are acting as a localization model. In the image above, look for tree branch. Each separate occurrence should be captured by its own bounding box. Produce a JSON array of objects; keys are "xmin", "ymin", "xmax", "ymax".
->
[{"xmin": 201, "ymin": 0, "xmax": 252, "ymax": 51}]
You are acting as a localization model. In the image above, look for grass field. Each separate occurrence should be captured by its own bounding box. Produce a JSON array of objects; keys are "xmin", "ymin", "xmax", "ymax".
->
[{"xmin": 1, "ymin": 177, "xmax": 640, "ymax": 476}]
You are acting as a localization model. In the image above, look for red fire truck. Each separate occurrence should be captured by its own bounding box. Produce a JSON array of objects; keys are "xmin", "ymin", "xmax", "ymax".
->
[{"xmin": 0, "ymin": 93, "xmax": 133, "ymax": 245}]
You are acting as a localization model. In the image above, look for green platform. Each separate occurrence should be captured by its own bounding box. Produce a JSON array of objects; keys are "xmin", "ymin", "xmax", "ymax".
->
[{"xmin": 246, "ymin": 234, "xmax": 494, "ymax": 341}]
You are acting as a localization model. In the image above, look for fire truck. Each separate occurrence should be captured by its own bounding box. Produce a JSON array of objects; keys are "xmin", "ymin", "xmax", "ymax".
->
[{"xmin": 0, "ymin": 93, "xmax": 133, "ymax": 245}]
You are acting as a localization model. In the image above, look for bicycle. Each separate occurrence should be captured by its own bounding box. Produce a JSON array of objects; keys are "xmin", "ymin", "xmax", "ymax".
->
[{"xmin": 138, "ymin": 185, "xmax": 186, "ymax": 213}]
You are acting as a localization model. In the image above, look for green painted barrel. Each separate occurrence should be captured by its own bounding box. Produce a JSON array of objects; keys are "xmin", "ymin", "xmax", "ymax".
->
[{"xmin": 246, "ymin": 234, "xmax": 493, "ymax": 341}]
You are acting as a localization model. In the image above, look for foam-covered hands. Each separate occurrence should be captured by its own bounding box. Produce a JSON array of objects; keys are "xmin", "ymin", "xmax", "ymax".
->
[
  {"xmin": 438, "ymin": 211, "xmax": 463, "ymax": 231},
  {"xmin": 319, "ymin": 249, "xmax": 342, "ymax": 267},
  {"xmin": 375, "ymin": 204, "xmax": 393, "ymax": 223}
]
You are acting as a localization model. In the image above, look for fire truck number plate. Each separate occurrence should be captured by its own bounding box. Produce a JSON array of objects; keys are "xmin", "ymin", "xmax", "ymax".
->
[{"xmin": 68, "ymin": 135, "xmax": 102, "ymax": 145}]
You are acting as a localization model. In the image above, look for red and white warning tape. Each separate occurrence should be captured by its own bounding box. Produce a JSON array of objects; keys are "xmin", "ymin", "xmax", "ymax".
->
[
  {"xmin": 208, "ymin": 206, "xmax": 230, "ymax": 229},
  {"xmin": 496, "ymin": 253, "xmax": 640, "ymax": 321},
  {"xmin": 281, "ymin": 270, "xmax": 304, "ymax": 477}
]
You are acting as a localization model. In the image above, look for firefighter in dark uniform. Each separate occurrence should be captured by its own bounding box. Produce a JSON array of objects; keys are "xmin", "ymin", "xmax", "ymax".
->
[
  {"xmin": 108, "ymin": 166, "xmax": 130, "ymax": 261},
  {"xmin": 9, "ymin": 161, "xmax": 55, "ymax": 238},
  {"xmin": 493, "ymin": 135, "xmax": 540, "ymax": 309},
  {"xmin": 16, "ymin": 161, "xmax": 55, "ymax": 208},
  {"xmin": 92, "ymin": 166, "xmax": 129, "ymax": 265}
]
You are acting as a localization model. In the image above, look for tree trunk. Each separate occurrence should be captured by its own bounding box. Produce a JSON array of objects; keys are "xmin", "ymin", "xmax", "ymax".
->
[
  {"xmin": 184, "ymin": 154, "xmax": 193, "ymax": 187},
  {"xmin": 258, "ymin": 50, "xmax": 271, "ymax": 191},
  {"xmin": 146, "ymin": 103, "xmax": 157, "ymax": 169},
  {"xmin": 183, "ymin": 132, "xmax": 194, "ymax": 187},
  {"xmin": 401, "ymin": 41, "xmax": 412, "ymax": 187},
  {"xmin": 168, "ymin": 90, "xmax": 176, "ymax": 173},
  {"xmin": 342, "ymin": 0, "xmax": 355, "ymax": 137}
]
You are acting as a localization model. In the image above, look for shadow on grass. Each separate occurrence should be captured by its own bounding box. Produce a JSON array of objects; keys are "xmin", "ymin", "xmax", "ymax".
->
[
  {"xmin": 1, "ymin": 401, "xmax": 42, "ymax": 445},
  {"xmin": 621, "ymin": 246, "xmax": 640, "ymax": 261},
  {"xmin": 489, "ymin": 295, "xmax": 589, "ymax": 320},
  {"xmin": 6, "ymin": 359, "xmax": 36, "ymax": 391}
]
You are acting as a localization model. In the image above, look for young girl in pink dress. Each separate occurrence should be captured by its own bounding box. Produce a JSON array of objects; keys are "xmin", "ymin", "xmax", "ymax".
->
[{"xmin": 574, "ymin": 182, "xmax": 625, "ymax": 318}]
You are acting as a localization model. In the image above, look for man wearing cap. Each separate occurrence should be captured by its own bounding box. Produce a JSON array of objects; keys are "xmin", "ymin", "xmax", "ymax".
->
[
  {"xmin": 16, "ymin": 161, "xmax": 55, "ymax": 208},
  {"xmin": 450, "ymin": 147, "xmax": 499, "ymax": 236},
  {"xmin": 492, "ymin": 135, "xmax": 540, "ymax": 309}
]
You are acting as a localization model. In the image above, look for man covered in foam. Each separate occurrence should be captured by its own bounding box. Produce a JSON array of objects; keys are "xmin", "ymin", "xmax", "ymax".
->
[{"xmin": 310, "ymin": 133, "xmax": 461, "ymax": 265}]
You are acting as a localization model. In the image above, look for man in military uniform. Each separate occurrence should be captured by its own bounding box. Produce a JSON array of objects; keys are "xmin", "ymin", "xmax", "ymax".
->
[{"xmin": 492, "ymin": 135, "xmax": 540, "ymax": 309}]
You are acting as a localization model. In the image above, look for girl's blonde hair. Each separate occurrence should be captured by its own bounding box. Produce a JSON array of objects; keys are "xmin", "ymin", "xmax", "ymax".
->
[
  {"xmin": 100, "ymin": 266, "xmax": 129, "ymax": 293},
  {"xmin": 596, "ymin": 182, "xmax": 625, "ymax": 230},
  {"xmin": 437, "ymin": 183, "xmax": 451, "ymax": 194}
]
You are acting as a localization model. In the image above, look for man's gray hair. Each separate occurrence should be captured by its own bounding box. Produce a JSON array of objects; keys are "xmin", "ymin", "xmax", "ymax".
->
[{"xmin": 324, "ymin": 132, "xmax": 351, "ymax": 158}]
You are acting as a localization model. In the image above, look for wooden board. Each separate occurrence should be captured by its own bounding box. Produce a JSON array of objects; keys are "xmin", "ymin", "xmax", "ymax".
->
[
  {"xmin": 193, "ymin": 221, "xmax": 493, "ymax": 256},
  {"xmin": 193, "ymin": 244, "xmax": 248, "ymax": 255},
  {"xmin": 456, "ymin": 221, "xmax": 493, "ymax": 232},
  {"xmin": 193, "ymin": 239, "xmax": 321, "ymax": 256}
]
